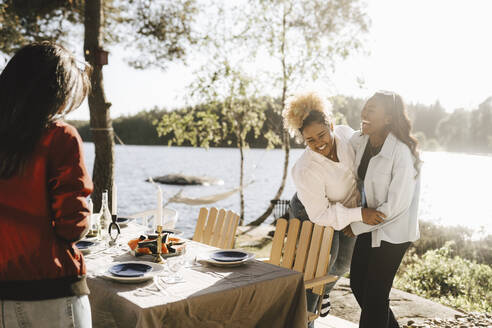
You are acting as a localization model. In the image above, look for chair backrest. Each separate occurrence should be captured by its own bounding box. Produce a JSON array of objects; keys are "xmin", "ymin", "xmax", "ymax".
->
[
  {"xmin": 192, "ymin": 207, "xmax": 240, "ymax": 249},
  {"xmin": 268, "ymin": 218, "xmax": 334, "ymax": 294}
]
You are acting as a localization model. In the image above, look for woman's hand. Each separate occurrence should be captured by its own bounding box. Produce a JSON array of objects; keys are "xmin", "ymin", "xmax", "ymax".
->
[
  {"xmin": 361, "ymin": 208, "xmax": 386, "ymax": 225},
  {"xmin": 342, "ymin": 225, "xmax": 355, "ymax": 238}
]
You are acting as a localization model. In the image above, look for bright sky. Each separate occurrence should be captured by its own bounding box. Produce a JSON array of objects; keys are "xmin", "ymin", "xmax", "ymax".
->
[{"xmin": 67, "ymin": 0, "xmax": 492, "ymax": 121}]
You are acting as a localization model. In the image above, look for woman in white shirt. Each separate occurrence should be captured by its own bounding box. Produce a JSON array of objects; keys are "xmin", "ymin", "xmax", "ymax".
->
[
  {"xmin": 345, "ymin": 91, "xmax": 421, "ymax": 328},
  {"xmin": 283, "ymin": 92, "xmax": 385, "ymax": 322}
]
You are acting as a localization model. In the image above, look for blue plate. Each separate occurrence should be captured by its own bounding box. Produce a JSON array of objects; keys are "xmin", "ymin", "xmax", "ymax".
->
[
  {"xmin": 210, "ymin": 250, "xmax": 249, "ymax": 262},
  {"xmin": 109, "ymin": 263, "xmax": 153, "ymax": 277},
  {"xmin": 76, "ymin": 240, "xmax": 95, "ymax": 250}
]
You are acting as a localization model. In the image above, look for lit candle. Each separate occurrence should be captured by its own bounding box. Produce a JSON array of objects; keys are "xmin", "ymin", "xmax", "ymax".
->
[
  {"xmin": 156, "ymin": 185, "xmax": 163, "ymax": 227},
  {"xmin": 112, "ymin": 183, "xmax": 117, "ymax": 216}
]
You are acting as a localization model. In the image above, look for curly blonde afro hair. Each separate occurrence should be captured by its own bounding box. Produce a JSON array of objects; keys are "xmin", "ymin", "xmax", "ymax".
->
[{"xmin": 282, "ymin": 91, "xmax": 332, "ymax": 143}]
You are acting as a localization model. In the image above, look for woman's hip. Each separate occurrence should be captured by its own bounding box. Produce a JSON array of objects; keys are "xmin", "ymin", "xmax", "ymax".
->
[{"xmin": 1, "ymin": 295, "xmax": 92, "ymax": 328}]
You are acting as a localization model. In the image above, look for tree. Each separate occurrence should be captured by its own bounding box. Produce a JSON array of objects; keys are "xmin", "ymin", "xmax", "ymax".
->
[
  {"xmin": 331, "ymin": 95, "xmax": 366, "ymax": 130},
  {"xmin": 155, "ymin": 2, "xmax": 280, "ymax": 224},
  {"xmin": 0, "ymin": 0, "xmax": 197, "ymax": 209},
  {"xmin": 155, "ymin": 69, "xmax": 272, "ymax": 225},
  {"xmin": 469, "ymin": 97, "xmax": 492, "ymax": 153},
  {"xmin": 248, "ymin": 0, "xmax": 370, "ymax": 225},
  {"xmin": 436, "ymin": 109, "xmax": 471, "ymax": 152},
  {"xmin": 408, "ymin": 101, "xmax": 447, "ymax": 139}
]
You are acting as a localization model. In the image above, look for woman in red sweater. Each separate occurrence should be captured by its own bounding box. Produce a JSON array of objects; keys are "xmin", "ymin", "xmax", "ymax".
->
[{"xmin": 0, "ymin": 42, "xmax": 93, "ymax": 327}]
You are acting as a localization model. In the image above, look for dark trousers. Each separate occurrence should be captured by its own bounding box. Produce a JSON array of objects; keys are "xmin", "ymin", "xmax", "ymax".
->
[{"xmin": 350, "ymin": 232, "xmax": 410, "ymax": 328}]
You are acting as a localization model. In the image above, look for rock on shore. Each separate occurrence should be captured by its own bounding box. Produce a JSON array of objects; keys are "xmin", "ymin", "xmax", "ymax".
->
[
  {"xmin": 149, "ymin": 174, "xmax": 224, "ymax": 186},
  {"xmin": 402, "ymin": 312, "xmax": 492, "ymax": 328},
  {"xmin": 330, "ymin": 277, "xmax": 464, "ymax": 325}
]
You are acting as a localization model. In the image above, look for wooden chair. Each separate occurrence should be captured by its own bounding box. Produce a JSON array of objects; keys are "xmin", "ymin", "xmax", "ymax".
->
[
  {"xmin": 192, "ymin": 207, "xmax": 240, "ymax": 249},
  {"xmin": 266, "ymin": 218, "xmax": 338, "ymax": 323}
]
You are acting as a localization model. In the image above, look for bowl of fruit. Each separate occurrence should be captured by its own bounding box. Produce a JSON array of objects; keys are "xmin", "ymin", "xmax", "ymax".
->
[{"xmin": 127, "ymin": 233, "xmax": 185, "ymax": 258}]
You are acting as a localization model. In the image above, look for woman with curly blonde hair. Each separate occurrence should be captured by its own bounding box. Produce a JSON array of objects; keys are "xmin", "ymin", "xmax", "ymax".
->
[{"xmin": 283, "ymin": 92, "xmax": 384, "ymax": 323}]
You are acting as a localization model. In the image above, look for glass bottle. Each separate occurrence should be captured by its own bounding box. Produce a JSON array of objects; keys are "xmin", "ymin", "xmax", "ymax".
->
[
  {"xmin": 88, "ymin": 198, "xmax": 100, "ymax": 238},
  {"xmin": 99, "ymin": 190, "xmax": 111, "ymax": 240}
]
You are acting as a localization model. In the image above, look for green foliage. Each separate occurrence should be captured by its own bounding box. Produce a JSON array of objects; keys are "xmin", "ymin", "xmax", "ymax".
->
[
  {"xmin": 469, "ymin": 97, "xmax": 492, "ymax": 153},
  {"xmin": 331, "ymin": 95, "xmax": 365, "ymax": 129},
  {"xmin": 70, "ymin": 93, "xmax": 492, "ymax": 155},
  {"xmin": 0, "ymin": 0, "xmax": 198, "ymax": 70},
  {"xmin": 415, "ymin": 221, "xmax": 492, "ymax": 265},
  {"xmin": 395, "ymin": 242, "xmax": 492, "ymax": 313},
  {"xmin": 408, "ymin": 101, "xmax": 447, "ymax": 139},
  {"xmin": 119, "ymin": 0, "xmax": 198, "ymax": 70},
  {"xmin": 112, "ymin": 109, "xmax": 165, "ymax": 145},
  {"xmin": 0, "ymin": 0, "xmax": 82, "ymax": 57},
  {"xmin": 155, "ymin": 105, "xmax": 222, "ymax": 148},
  {"xmin": 436, "ymin": 109, "xmax": 471, "ymax": 152},
  {"xmin": 253, "ymin": 0, "xmax": 370, "ymax": 89}
]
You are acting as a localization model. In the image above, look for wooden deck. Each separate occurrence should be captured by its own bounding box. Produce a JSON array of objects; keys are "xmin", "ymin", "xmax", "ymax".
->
[{"xmin": 314, "ymin": 315, "xmax": 358, "ymax": 328}]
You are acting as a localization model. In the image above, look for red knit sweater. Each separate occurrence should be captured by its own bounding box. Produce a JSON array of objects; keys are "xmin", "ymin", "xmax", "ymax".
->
[{"xmin": 0, "ymin": 121, "xmax": 93, "ymax": 300}]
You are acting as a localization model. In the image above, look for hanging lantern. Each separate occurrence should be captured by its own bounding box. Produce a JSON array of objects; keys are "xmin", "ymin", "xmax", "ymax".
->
[{"xmin": 94, "ymin": 48, "xmax": 109, "ymax": 66}]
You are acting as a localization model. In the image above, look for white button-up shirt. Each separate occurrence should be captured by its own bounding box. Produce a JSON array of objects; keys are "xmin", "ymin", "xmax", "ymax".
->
[
  {"xmin": 291, "ymin": 125, "xmax": 362, "ymax": 230},
  {"xmin": 349, "ymin": 131, "xmax": 421, "ymax": 247}
]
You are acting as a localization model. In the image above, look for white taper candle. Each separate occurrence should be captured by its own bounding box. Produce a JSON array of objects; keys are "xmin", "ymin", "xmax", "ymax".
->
[
  {"xmin": 156, "ymin": 186, "xmax": 163, "ymax": 227},
  {"xmin": 112, "ymin": 183, "xmax": 117, "ymax": 216}
]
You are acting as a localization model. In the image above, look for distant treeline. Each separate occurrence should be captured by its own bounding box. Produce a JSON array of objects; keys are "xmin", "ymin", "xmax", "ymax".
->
[{"xmin": 69, "ymin": 95, "xmax": 492, "ymax": 153}]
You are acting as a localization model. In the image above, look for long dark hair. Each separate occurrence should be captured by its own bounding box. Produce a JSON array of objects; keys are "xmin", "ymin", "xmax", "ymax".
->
[
  {"xmin": 372, "ymin": 91, "xmax": 422, "ymax": 176},
  {"xmin": 0, "ymin": 41, "xmax": 91, "ymax": 179}
]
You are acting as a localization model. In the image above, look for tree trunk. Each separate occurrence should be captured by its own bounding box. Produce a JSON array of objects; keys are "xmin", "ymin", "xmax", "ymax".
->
[
  {"xmin": 238, "ymin": 131, "xmax": 245, "ymax": 226},
  {"xmin": 248, "ymin": 5, "xmax": 290, "ymax": 226},
  {"xmin": 84, "ymin": 0, "xmax": 114, "ymax": 212}
]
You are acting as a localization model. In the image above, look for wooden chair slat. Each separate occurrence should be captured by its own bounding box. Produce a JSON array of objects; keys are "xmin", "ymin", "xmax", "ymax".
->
[
  {"xmin": 219, "ymin": 210, "xmax": 235, "ymax": 249},
  {"xmin": 266, "ymin": 218, "xmax": 337, "ymax": 323},
  {"xmin": 269, "ymin": 218, "xmax": 288, "ymax": 266},
  {"xmin": 305, "ymin": 274, "xmax": 338, "ymax": 289},
  {"xmin": 280, "ymin": 219, "xmax": 301, "ymax": 269},
  {"xmin": 210, "ymin": 209, "xmax": 227, "ymax": 247},
  {"xmin": 313, "ymin": 226, "xmax": 335, "ymax": 294},
  {"xmin": 226, "ymin": 214, "xmax": 240, "ymax": 249},
  {"xmin": 202, "ymin": 207, "xmax": 218, "ymax": 245},
  {"xmin": 192, "ymin": 207, "xmax": 208, "ymax": 242},
  {"xmin": 292, "ymin": 220, "xmax": 313, "ymax": 272},
  {"xmin": 307, "ymin": 311, "xmax": 319, "ymax": 322},
  {"xmin": 304, "ymin": 224, "xmax": 324, "ymax": 281}
]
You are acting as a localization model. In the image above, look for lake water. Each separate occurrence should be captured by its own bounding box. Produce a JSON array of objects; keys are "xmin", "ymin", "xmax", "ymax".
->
[{"xmin": 82, "ymin": 143, "xmax": 492, "ymax": 239}]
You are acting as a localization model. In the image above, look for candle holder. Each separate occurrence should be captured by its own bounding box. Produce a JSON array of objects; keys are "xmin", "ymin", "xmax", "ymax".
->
[
  {"xmin": 108, "ymin": 214, "xmax": 121, "ymax": 246},
  {"xmin": 154, "ymin": 225, "xmax": 165, "ymax": 263}
]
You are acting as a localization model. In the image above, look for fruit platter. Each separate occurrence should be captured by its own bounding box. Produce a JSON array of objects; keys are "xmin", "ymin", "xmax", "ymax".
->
[{"xmin": 127, "ymin": 232, "xmax": 186, "ymax": 258}]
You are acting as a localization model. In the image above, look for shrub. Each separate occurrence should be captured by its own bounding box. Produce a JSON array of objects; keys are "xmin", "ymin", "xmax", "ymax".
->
[
  {"xmin": 415, "ymin": 220, "xmax": 492, "ymax": 265},
  {"xmin": 395, "ymin": 241, "xmax": 492, "ymax": 313}
]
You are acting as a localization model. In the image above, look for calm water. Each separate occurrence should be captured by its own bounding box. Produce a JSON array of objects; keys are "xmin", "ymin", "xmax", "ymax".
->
[{"xmin": 82, "ymin": 143, "xmax": 492, "ymax": 239}]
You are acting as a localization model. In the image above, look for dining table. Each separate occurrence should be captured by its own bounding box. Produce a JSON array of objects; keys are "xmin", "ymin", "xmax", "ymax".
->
[{"xmin": 83, "ymin": 222, "xmax": 308, "ymax": 328}]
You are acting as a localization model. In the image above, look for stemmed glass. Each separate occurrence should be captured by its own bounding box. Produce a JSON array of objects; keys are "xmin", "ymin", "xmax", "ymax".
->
[{"xmin": 160, "ymin": 257, "xmax": 185, "ymax": 284}]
